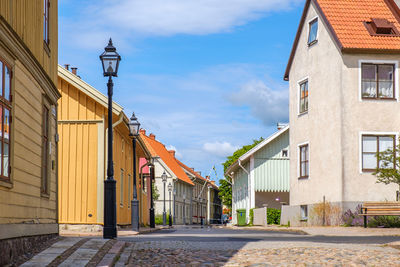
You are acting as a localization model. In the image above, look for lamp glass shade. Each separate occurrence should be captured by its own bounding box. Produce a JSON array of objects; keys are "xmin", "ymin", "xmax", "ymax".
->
[
  {"xmin": 129, "ymin": 112, "xmax": 140, "ymax": 136},
  {"xmin": 100, "ymin": 38, "xmax": 121, "ymax": 77},
  {"xmin": 168, "ymin": 183, "xmax": 172, "ymax": 192},
  {"xmin": 162, "ymin": 171, "xmax": 167, "ymax": 183}
]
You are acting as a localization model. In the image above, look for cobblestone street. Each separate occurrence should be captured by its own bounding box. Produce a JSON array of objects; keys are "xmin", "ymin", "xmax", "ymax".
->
[{"xmin": 118, "ymin": 226, "xmax": 400, "ymax": 266}]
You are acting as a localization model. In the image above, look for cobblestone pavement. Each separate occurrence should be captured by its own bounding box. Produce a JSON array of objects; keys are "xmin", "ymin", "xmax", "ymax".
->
[{"xmin": 118, "ymin": 227, "xmax": 400, "ymax": 266}]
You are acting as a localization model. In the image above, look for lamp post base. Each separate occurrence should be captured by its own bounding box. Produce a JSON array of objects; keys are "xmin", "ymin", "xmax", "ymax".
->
[
  {"xmin": 150, "ymin": 208, "xmax": 155, "ymax": 228},
  {"xmin": 163, "ymin": 212, "xmax": 167, "ymax": 226},
  {"xmin": 131, "ymin": 199, "xmax": 139, "ymax": 232},
  {"xmin": 168, "ymin": 213, "xmax": 172, "ymax": 226},
  {"xmin": 103, "ymin": 179, "xmax": 117, "ymax": 239}
]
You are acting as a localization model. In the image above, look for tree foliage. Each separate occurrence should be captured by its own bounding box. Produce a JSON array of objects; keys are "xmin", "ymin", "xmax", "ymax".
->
[
  {"xmin": 152, "ymin": 182, "xmax": 160, "ymax": 201},
  {"xmin": 373, "ymin": 143, "xmax": 400, "ymax": 191},
  {"xmin": 218, "ymin": 137, "xmax": 264, "ymax": 209}
]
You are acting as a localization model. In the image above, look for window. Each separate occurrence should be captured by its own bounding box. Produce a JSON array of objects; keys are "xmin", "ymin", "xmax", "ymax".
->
[
  {"xmin": 362, "ymin": 63, "xmax": 395, "ymax": 99},
  {"xmin": 282, "ymin": 149, "xmax": 288, "ymax": 158},
  {"xmin": 120, "ymin": 169, "xmax": 124, "ymax": 206},
  {"xmin": 308, "ymin": 18, "xmax": 318, "ymax": 45},
  {"xmin": 300, "ymin": 205, "xmax": 308, "ymax": 220},
  {"xmin": 128, "ymin": 174, "xmax": 131, "ymax": 208},
  {"xmin": 0, "ymin": 60, "xmax": 11, "ymax": 182},
  {"xmin": 299, "ymin": 144, "xmax": 309, "ymax": 178},
  {"xmin": 364, "ymin": 18, "xmax": 400, "ymax": 36},
  {"xmin": 299, "ymin": 80, "xmax": 308, "ymax": 114},
  {"xmin": 41, "ymin": 105, "xmax": 50, "ymax": 195},
  {"xmin": 43, "ymin": 0, "xmax": 50, "ymax": 45},
  {"xmin": 362, "ymin": 135, "xmax": 395, "ymax": 172}
]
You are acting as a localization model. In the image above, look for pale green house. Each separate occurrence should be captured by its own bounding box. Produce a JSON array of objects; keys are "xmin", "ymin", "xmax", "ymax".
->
[{"xmin": 225, "ymin": 125, "xmax": 289, "ymax": 224}]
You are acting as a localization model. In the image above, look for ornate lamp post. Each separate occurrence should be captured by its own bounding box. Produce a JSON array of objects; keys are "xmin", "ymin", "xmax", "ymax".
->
[
  {"xmin": 128, "ymin": 113, "xmax": 140, "ymax": 231},
  {"xmin": 100, "ymin": 38, "xmax": 121, "ymax": 239},
  {"xmin": 168, "ymin": 182, "xmax": 172, "ymax": 226},
  {"xmin": 162, "ymin": 171, "xmax": 167, "ymax": 226}
]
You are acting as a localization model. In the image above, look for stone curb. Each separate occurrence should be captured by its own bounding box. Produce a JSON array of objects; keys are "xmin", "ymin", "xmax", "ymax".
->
[
  {"xmin": 96, "ymin": 241, "xmax": 125, "ymax": 267},
  {"xmin": 226, "ymin": 225, "xmax": 308, "ymax": 235}
]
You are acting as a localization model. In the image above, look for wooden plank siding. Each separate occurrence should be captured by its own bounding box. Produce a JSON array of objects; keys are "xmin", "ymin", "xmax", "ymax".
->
[
  {"xmin": 57, "ymin": 68, "xmax": 150, "ymax": 226},
  {"xmin": 0, "ymin": 0, "xmax": 58, "ymax": 85}
]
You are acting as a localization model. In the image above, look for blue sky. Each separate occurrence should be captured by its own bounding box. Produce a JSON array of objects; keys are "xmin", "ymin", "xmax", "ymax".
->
[{"xmin": 59, "ymin": 0, "xmax": 304, "ymax": 182}]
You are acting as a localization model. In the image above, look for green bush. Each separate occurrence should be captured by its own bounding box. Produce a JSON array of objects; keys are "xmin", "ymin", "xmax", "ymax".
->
[
  {"xmin": 249, "ymin": 208, "xmax": 254, "ymax": 225},
  {"xmin": 267, "ymin": 208, "xmax": 281, "ymax": 225},
  {"xmin": 368, "ymin": 216, "xmax": 400, "ymax": 228},
  {"xmin": 155, "ymin": 214, "xmax": 173, "ymax": 225}
]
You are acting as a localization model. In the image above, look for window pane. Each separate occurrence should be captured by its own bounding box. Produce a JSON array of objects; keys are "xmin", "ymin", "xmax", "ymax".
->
[
  {"xmin": 362, "ymin": 136, "xmax": 377, "ymax": 153},
  {"xmin": 363, "ymin": 153, "xmax": 377, "ymax": 169},
  {"xmin": 4, "ymin": 65, "xmax": 10, "ymax": 101},
  {"xmin": 308, "ymin": 20, "xmax": 318, "ymax": 43},
  {"xmin": 4, "ymin": 108, "xmax": 10, "ymax": 142},
  {"xmin": 378, "ymin": 65, "xmax": 394, "ymax": 98},
  {"xmin": 301, "ymin": 147, "xmax": 306, "ymax": 162},
  {"xmin": 3, "ymin": 143, "xmax": 8, "ymax": 177},
  {"xmin": 379, "ymin": 136, "xmax": 394, "ymax": 152},
  {"xmin": 362, "ymin": 65, "xmax": 377, "ymax": 98}
]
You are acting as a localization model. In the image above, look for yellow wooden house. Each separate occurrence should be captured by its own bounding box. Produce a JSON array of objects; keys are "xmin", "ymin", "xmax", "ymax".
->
[
  {"xmin": 57, "ymin": 65, "xmax": 150, "ymax": 229},
  {"xmin": 0, "ymin": 1, "xmax": 61, "ymax": 265}
]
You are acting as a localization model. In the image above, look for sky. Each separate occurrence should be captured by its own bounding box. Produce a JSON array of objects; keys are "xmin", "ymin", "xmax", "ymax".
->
[{"xmin": 59, "ymin": 0, "xmax": 305, "ymax": 183}]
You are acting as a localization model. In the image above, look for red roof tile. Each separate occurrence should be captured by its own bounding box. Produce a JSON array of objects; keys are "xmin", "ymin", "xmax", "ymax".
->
[{"xmin": 140, "ymin": 133, "xmax": 194, "ymax": 186}]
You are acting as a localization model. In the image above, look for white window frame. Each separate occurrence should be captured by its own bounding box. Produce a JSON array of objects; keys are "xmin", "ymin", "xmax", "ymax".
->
[
  {"xmin": 307, "ymin": 16, "xmax": 319, "ymax": 46},
  {"xmin": 297, "ymin": 77, "xmax": 309, "ymax": 116},
  {"xmin": 297, "ymin": 141, "xmax": 310, "ymax": 179},
  {"xmin": 359, "ymin": 131, "xmax": 398, "ymax": 174},
  {"xmin": 358, "ymin": 60, "xmax": 399, "ymax": 102},
  {"xmin": 300, "ymin": 205, "xmax": 308, "ymax": 220}
]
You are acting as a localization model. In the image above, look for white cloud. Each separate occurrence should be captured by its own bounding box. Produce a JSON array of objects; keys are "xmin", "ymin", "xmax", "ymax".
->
[
  {"xmin": 99, "ymin": 0, "xmax": 302, "ymax": 36},
  {"xmin": 203, "ymin": 142, "xmax": 239, "ymax": 157},
  {"xmin": 229, "ymin": 80, "xmax": 288, "ymax": 125}
]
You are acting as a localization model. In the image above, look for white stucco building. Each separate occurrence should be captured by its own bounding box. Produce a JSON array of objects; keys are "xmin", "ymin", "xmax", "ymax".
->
[{"xmin": 282, "ymin": 0, "xmax": 400, "ymax": 226}]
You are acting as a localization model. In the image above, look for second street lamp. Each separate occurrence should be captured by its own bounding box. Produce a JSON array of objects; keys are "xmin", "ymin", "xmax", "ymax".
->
[
  {"xmin": 162, "ymin": 171, "xmax": 167, "ymax": 226},
  {"xmin": 168, "ymin": 182, "xmax": 172, "ymax": 226},
  {"xmin": 100, "ymin": 38, "xmax": 121, "ymax": 239},
  {"xmin": 129, "ymin": 112, "xmax": 140, "ymax": 232}
]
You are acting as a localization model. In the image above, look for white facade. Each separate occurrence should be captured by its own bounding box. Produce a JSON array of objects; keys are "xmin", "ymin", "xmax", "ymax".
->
[{"xmin": 283, "ymin": 1, "xmax": 399, "ymax": 226}]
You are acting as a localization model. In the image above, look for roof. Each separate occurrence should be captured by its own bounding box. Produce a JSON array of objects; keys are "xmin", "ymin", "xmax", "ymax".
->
[
  {"xmin": 225, "ymin": 125, "xmax": 289, "ymax": 176},
  {"xmin": 140, "ymin": 133, "xmax": 194, "ymax": 186},
  {"xmin": 58, "ymin": 65, "xmax": 123, "ymax": 114},
  {"xmin": 284, "ymin": 0, "xmax": 400, "ymax": 80},
  {"xmin": 176, "ymin": 159, "xmax": 219, "ymax": 189}
]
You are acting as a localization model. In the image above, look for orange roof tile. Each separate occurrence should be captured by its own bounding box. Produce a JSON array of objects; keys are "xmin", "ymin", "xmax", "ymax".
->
[
  {"xmin": 176, "ymin": 159, "xmax": 219, "ymax": 189},
  {"xmin": 140, "ymin": 133, "xmax": 194, "ymax": 186},
  {"xmin": 316, "ymin": 0, "xmax": 400, "ymax": 51},
  {"xmin": 285, "ymin": 0, "xmax": 400, "ymax": 80}
]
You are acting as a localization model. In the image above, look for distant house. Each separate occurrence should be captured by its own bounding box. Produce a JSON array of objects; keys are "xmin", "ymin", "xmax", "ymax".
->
[
  {"xmin": 57, "ymin": 65, "xmax": 151, "ymax": 229},
  {"xmin": 282, "ymin": 0, "xmax": 400, "ymax": 226},
  {"xmin": 0, "ymin": 1, "xmax": 61, "ymax": 265},
  {"xmin": 225, "ymin": 125, "xmax": 290, "ymax": 224},
  {"xmin": 208, "ymin": 181, "xmax": 223, "ymax": 224},
  {"xmin": 140, "ymin": 130, "xmax": 194, "ymax": 224}
]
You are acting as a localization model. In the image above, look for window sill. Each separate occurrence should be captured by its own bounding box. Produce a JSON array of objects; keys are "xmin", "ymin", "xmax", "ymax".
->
[
  {"xmin": 0, "ymin": 179, "xmax": 13, "ymax": 189},
  {"xmin": 300, "ymin": 219, "xmax": 308, "ymax": 222},
  {"xmin": 308, "ymin": 40, "xmax": 318, "ymax": 47},
  {"xmin": 298, "ymin": 176, "xmax": 309, "ymax": 180},
  {"xmin": 41, "ymin": 192, "xmax": 50, "ymax": 198},
  {"xmin": 361, "ymin": 97, "xmax": 396, "ymax": 101},
  {"xmin": 298, "ymin": 111, "xmax": 308, "ymax": 117}
]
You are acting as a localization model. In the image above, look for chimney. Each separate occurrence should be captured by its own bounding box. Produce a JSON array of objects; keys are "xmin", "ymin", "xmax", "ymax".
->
[
  {"xmin": 196, "ymin": 171, "xmax": 201, "ymax": 176},
  {"xmin": 71, "ymin": 67, "xmax": 78, "ymax": 75},
  {"xmin": 149, "ymin": 133, "xmax": 156, "ymax": 140},
  {"xmin": 206, "ymin": 175, "xmax": 210, "ymax": 180},
  {"xmin": 168, "ymin": 150, "xmax": 175, "ymax": 158},
  {"xmin": 139, "ymin": 129, "xmax": 146, "ymax": 135},
  {"xmin": 277, "ymin": 123, "xmax": 288, "ymax": 130},
  {"xmin": 64, "ymin": 64, "xmax": 70, "ymax": 70}
]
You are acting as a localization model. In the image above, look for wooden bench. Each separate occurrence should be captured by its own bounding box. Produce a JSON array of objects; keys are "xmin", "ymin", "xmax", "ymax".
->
[{"xmin": 361, "ymin": 202, "xmax": 400, "ymax": 228}]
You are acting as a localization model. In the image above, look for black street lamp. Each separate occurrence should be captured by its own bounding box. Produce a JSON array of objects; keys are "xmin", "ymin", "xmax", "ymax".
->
[
  {"xmin": 162, "ymin": 171, "xmax": 167, "ymax": 226},
  {"xmin": 168, "ymin": 182, "xmax": 172, "ymax": 226},
  {"xmin": 149, "ymin": 163, "xmax": 155, "ymax": 228},
  {"xmin": 100, "ymin": 38, "xmax": 121, "ymax": 239},
  {"xmin": 129, "ymin": 112, "xmax": 140, "ymax": 232}
]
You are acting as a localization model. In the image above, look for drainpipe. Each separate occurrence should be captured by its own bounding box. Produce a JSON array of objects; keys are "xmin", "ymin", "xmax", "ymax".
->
[
  {"xmin": 112, "ymin": 112, "xmax": 124, "ymax": 129},
  {"xmin": 238, "ymin": 159, "xmax": 250, "ymax": 224}
]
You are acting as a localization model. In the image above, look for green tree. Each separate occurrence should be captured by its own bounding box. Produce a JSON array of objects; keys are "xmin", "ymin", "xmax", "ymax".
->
[
  {"xmin": 373, "ymin": 142, "xmax": 400, "ymax": 198},
  {"xmin": 152, "ymin": 183, "xmax": 160, "ymax": 201},
  {"xmin": 218, "ymin": 137, "xmax": 264, "ymax": 208}
]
